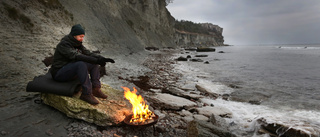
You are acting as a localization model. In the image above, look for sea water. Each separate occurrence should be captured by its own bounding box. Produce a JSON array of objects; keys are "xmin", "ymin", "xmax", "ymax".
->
[{"xmin": 174, "ymin": 45, "xmax": 320, "ymax": 136}]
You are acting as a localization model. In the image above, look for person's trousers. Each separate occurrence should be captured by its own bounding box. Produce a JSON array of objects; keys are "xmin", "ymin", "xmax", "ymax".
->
[{"xmin": 53, "ymin": 61, "xmax": 101, "ymax": 95}]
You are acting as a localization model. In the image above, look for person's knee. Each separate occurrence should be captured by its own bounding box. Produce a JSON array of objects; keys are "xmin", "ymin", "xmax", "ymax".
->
[
  {"xmin": 74, "ymin": 61, "xmax": 87, "ymax": 71},
  {"xmin": 74, "ymin": 61, "xmax": 86, "ymax": 66}
]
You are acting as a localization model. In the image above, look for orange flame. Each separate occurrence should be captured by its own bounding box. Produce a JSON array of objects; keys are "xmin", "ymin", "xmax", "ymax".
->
[{"xmin": 122, "ymin": 87, "xmax": 154, "ymax": 124}]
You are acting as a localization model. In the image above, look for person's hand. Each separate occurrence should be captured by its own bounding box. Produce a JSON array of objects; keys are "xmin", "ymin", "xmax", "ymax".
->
[
  {"xmin": 97, "ymin": 57, "xmax": 107, "ymax": 66},
  {"xmin": 104, "ymin": 58, "xmax": 115, "ymax": 63},
  {"xmin": 97, "ymin": 57, "xmax": 115, "ymax": 66}
]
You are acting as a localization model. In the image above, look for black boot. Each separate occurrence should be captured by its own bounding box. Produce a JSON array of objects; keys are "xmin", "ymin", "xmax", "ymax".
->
[
  {"xmin": 92, "ymin": 88, "xmax": 108, "ymax": 99},
  {"xmin": 80, "ymin": 94, "xmax": 99, "ymax": 105}
]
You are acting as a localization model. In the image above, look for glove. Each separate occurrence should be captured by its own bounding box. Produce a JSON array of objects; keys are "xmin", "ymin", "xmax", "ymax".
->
[
  {"xmin": 104, "ymin": 58, "xmax": 115, "ymax": 63},
  {"xmin": 97, "ymin": 57, "xmax": 107, "ymax": 66},
  {"xmin": 97, "ymin": 57, "xmax": 115, "ymax": 66}
]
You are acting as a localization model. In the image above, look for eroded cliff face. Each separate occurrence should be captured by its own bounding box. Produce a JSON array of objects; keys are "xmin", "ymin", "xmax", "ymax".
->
[
  {"xmin": 0, "ymin": 0, "xmax": 175, "ymax": 90},
  {"xmin": 174, "ymin": 23, "xmax": 224, "ymax": 47},
  {"xmin": 59, "ymin": 0, "xmax": 176, "ymax": 54},
  {"xmin": 0, "ymin": 0, "xmax": 74, "ymax": 91}
]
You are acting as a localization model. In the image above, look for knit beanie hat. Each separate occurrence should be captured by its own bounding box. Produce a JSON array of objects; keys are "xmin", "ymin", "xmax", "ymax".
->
[{"xmin": 70, "ymin": 24, "xmax": 85, "ymax": 36}]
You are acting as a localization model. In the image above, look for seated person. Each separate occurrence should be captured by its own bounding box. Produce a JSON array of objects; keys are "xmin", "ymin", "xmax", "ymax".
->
[{"xmin": 50, "ymin": 24, "xmax": 115, "ymax": 105}]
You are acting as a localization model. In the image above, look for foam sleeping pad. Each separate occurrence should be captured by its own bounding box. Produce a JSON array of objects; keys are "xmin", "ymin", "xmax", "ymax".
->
[{"xmin": 26, "ymin": 73, "xmax": 81, "ymax": 96}]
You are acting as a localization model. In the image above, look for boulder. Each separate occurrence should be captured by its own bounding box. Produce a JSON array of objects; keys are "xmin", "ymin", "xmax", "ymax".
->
[
  {"xmin": 196, "ymin": 47, "xmax": 216, "ymax": 52},
  {"xmin": 209, "ymin": 114, "xmax": 230, "ymax": 130},
  {"xmin": 195, "ymin": 55, "xmax": 208, "ymax": 57},
  {"xmin": 184, "ymin": 47, "xmax": 197, "ymax": 51},
  {"xmin": 196, "ymin": 82, "xmax": 233, "ymax": 98},
  {"xmin": 190, "ymin": 59, "xmax": 204, "ymax": 62},
  {"xmin": 257, "ymin": 118, "xmax": 319, "ymax": 137},
  {"xmin": 176, "ymin": 56, "xmax": 188, "ymax": 61},
  {"xmin": 193, "ymin": 114, "xmax": 209, "ymax": 121},
  {"xmin": 195, "ymin": 84, "xmax": 219, "ymax": 98},
  {"xmin": 41, "ymin": 84, "xmax": 131, "ymax": 126},
  {"xmin": 163, "ymin": 87, "xmax": 204, "ymax": 100},
  {"xmin": 180, "ymin": 109, "xmax": 193, "ymax": 117},
  {"xmin": 147, "ymin": 93, "xmax": 197, "ymax": 110},
  {"xmin": 187, "ymin": 120, "xmax": 237, "ymax": 137},
  {"xmin": 196, "ymin": 106, "xmax": 233, "ymax": 118},
  {"xmin": 183, "ymin": 116, "xmax": 194, "ymax": 123}
]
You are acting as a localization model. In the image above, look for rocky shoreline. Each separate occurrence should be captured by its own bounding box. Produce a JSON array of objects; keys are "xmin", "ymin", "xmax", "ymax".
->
[
  {"xmin": 57, "ymin": 49, "xmax": 235, "ymax": 137},
  {"xmin": 104, "ymin": 48, "xmax": 317, "ymax": 137},
  {"xmin": 63, "ymin": 49, "xmax": 190, "ymax": 137},
  {"xmin": 1, "ymin": 49, "xmax": 317, "ymax": 137}
]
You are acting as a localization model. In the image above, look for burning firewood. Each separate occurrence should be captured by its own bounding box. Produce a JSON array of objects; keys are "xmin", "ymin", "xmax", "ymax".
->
[{"xmin": 122, "ymin": 87, "xmax": 158, "ymax": 126}]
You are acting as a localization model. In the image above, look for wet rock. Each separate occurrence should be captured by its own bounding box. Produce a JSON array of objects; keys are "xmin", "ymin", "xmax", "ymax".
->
[
  {"xmin": 204, "ymin": 61, "xmax": 210, "ymax": 64},
  {"xmin": 176, "ymin": 56, "xmax": 188, "ymax": 61},
  {"xmin": 163, "ymin": 87, "xmax": 204, "ymax": 100},
  {"xmin": 257, "ymin": 118, "xmax": 318, "ymax": 137},
  {"xmin": 196, "ymin": 47, "xmax": 216, "ymax": 52},
  {"xmin": 184, "ymin": 47, "xmax": 197, "ymax": 51},
  {"xmin": 149, "ymin": 88, "xmax": 161, "ymax": 93},
  {"xmin": 190, "ymin": 59, "xmax": 203, "ymax": 62},
  {"xmin": 41, "ymin": 84, "xmax": 131, "ymax": 126},
  {"xmin": 147, "ymin": 93, "xmax": 197, "ymax": 110},
  {"xmin": 209, "ymin": 114, "xmax": 230, "ymax": 130},
  {"xmin": 196, "ymin": 106, "xmax": 233, "ymax": 118},
  {"xmin": 186, "ymin": 55, "xmax": 192, "ymax": 58},
  {"xmin": 178, "ymin": 82, "xmax": 197, "ymax": 91},
  {"xmin": 195, "ymin": 55, "xmax": 208, "ymax": 57},
  {"xmin": 227, "ymin": 84, "xmax": 241, "ymax": 89},
  {"xmin": 248, "ymin": 100, "xmax": 262, "ymax": 105},
  {"xmin": 222, "ymin": 94, "xmax": 230, "ymax": 100},
  {"xmin": 193, "ymin": 114, "xmax": 209, "ymax": 121},
  {"xmin": 196, "ymin": 82, "xmax": 233, "ymax": 98},
  {"xmin": 180, "ymin": 109, "xmax": 193, "ymax": 117},
  {"xmin": 187, "ymin": 120, "xmax": 237, "ymax": 137},
  {"xmin": 183, "ymin": 116, "xmax": 194, "ymax": 123},
  {"xmin": 195, "ymin": 84, "xmax": 219, "ymax": 98}
]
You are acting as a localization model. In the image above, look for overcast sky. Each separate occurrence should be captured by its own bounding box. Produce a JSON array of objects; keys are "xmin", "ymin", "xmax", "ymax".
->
[{"xmin": 167, "ymin": 0, "xmax": 320, "ymax": 45}]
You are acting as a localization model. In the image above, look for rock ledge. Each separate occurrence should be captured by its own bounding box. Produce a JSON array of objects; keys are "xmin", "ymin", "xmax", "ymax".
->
[{"xmin": 41, "ymin": 84, "xmax": 131, "ymax": 126}]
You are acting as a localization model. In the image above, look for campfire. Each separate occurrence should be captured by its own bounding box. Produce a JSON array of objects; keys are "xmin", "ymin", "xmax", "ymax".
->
[{"xmin": 122, "ymin": 87, "xmax": 158, "ymax": 126}]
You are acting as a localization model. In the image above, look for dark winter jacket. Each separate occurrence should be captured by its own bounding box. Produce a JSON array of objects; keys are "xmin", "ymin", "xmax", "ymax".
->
[{"xmin": 50, "ymin": 35, "xmax": 101, "ymax": 77}]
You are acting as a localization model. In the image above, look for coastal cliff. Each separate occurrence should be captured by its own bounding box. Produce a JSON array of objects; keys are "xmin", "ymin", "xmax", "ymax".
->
[
  {"xmin": 59, "ymin": 0, "xmax": 176, "ymax": 52},
  {"xmin": 175, "ymin": 23, "xmax": 225, "ymax": 47},
  {"xmin": 0, "ymin": 0, "xmax": 224, "ymax": 87},
  {"xmin": 0, "ymin": 0, "xmax": 177, "ymax": 87}
]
